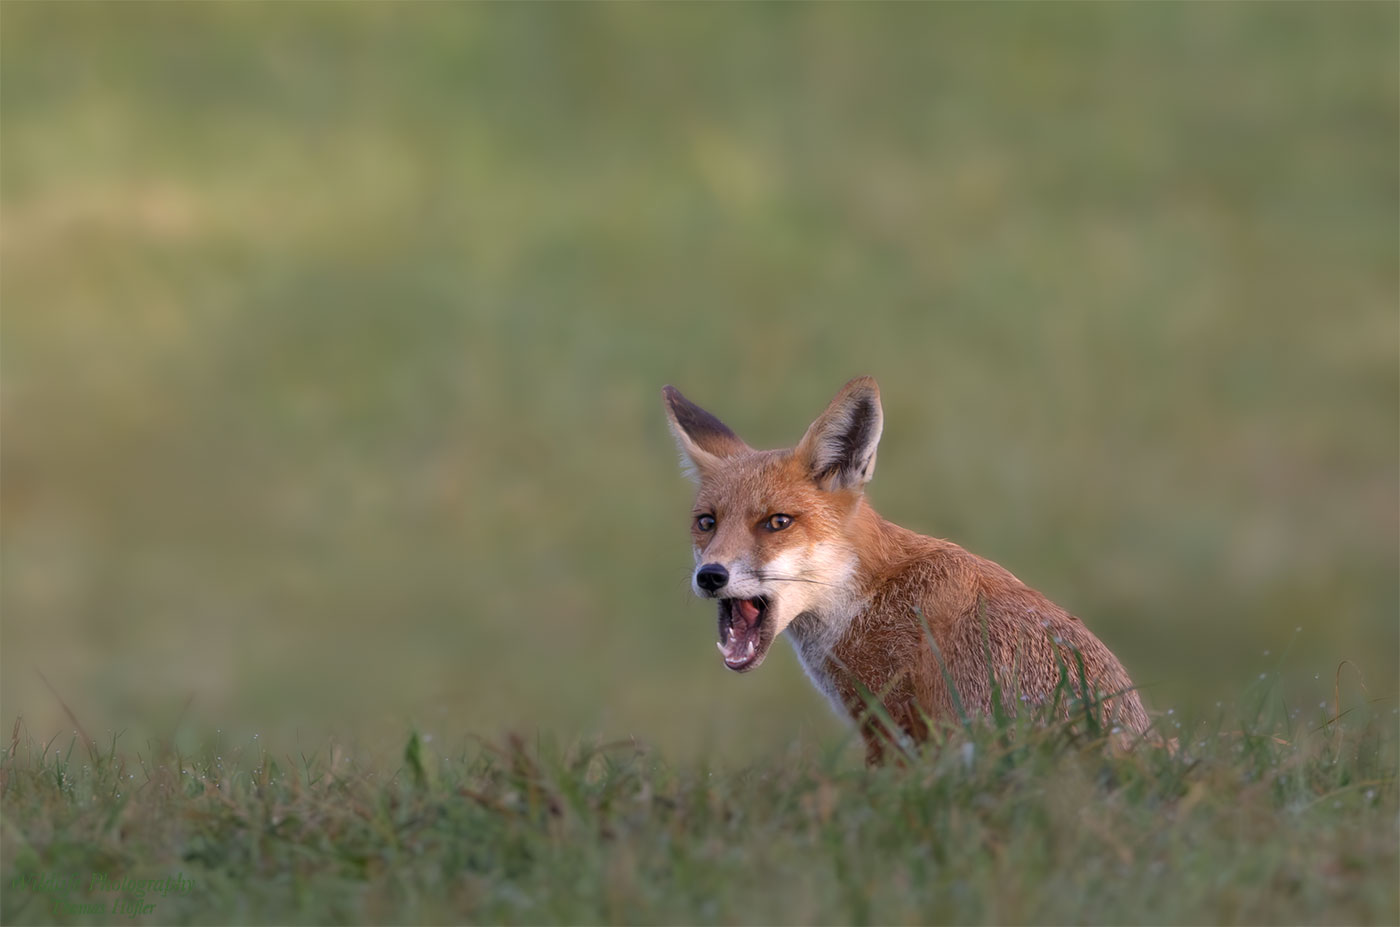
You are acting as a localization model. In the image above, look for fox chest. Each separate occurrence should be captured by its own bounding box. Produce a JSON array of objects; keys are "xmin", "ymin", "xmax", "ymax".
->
[
  {"xmin": 788, "ymin": 615, "xmax": 927, "ymax": 729},
  {"xmin": 787, "ymin": 633, "xmax": 850, "ymax": 723}
]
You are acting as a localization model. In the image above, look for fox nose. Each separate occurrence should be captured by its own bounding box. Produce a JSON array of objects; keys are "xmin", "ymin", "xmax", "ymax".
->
[{"xmin": 695, "ymin": 563, "xmax": 729, "ymax": 593}]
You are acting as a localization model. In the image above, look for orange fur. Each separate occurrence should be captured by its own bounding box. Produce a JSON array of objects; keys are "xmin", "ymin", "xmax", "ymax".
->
[{"xmin": 664, "ymin": 377, "xmax": 1150, "ymax": 764}]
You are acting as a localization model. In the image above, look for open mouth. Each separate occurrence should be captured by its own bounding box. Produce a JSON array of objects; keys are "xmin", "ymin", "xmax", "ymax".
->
[{"xmin": 716, "ymin": 596, "xmax": 772, "ymax": 672}]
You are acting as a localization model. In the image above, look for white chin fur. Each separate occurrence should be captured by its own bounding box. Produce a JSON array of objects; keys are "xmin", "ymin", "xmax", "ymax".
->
[{"xmin": 762, "ymin": 544, "xmax": 858, "ymax": 626}]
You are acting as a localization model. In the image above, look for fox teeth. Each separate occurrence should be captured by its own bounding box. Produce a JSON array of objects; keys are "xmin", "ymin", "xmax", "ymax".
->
[
  {"xmin": 716, "ymin": 641, "xmax": 727, "ymax": 656},
  {"xmin": 745, "ymin": 640, "xmax": 755, "ymax": 657}
]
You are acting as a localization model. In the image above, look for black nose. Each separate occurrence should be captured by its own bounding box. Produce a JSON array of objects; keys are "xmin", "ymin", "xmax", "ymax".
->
[{"xmin": 695, "ymin": 563, "xmax": 729, "ymax": 593}]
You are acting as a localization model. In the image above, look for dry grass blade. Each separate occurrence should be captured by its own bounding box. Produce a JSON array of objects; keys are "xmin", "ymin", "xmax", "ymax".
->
[{"xmin": 34, "ymin": 670, "xmax": 98, "ymax": 764}]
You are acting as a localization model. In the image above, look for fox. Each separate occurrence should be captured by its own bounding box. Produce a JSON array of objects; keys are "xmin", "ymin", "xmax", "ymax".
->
[{"xmin": 663, "ymin": 376, "xmax": 1150, "ymax": 763}]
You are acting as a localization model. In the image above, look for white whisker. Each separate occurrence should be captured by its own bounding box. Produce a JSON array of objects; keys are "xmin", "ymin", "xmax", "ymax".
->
[{"xmin": 755, "ymin": 572, "xmax": 837, "ymax": 588}]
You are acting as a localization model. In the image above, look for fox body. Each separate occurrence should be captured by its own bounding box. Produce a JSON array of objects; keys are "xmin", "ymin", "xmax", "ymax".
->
[{"xmin": 663, "ymin": 377, "xmax": 1149, "ymax": 762}]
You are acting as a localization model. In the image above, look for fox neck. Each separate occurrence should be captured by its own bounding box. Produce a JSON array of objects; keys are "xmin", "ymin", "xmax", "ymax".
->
[
  {"xmin": 785, "ymin": 496, "xmax": 907, "ymax": 648},
  {"xmin": 784, "ymin": 497, "xmax": 918, "ymax": 720}
]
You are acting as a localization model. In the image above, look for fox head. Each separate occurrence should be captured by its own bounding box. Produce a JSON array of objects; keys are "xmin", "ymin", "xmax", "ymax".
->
[{"xmin": 662, "ymin": 377, "xmax": 883, "ymax": 672}]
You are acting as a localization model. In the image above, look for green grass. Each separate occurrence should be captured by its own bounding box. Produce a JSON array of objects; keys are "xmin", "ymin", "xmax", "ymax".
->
[{"xmin": 3, "ymin": 677, "xmax": 1395, "ymax": 926}]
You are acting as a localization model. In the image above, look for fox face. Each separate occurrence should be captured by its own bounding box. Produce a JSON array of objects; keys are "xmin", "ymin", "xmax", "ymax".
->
[{"xmin": 663, "ymin": 378, "xmax": 883, "ymax": 673}]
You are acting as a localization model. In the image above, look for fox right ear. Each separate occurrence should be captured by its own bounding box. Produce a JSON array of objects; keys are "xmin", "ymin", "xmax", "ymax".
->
[
  {"xmin": 796, "ymin": 376, "xmax": 884, "ymax": 492},
  {"xmin": 662, "ymin": 385, "xmax": 749, "ymax": 481}
]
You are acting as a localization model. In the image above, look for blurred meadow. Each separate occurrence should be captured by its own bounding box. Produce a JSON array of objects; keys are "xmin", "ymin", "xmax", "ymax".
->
[{"xmin": 2, "ymin": 3, "xmax": 1396, "ymax": 764}]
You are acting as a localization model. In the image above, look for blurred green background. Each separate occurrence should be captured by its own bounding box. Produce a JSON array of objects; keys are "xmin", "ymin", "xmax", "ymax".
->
[{"xmin": 3, "ymin": 3, "xmax": 1395, "ymax": 762}]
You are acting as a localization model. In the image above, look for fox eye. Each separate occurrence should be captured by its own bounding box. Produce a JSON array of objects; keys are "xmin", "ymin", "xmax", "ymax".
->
[
  {"xmin": 695, "ymin": 514, "xmax": 716, "ymax": 532},
  {"xmin": 765, "ymin": 513, "xmax": 793, "ymax": 531}
]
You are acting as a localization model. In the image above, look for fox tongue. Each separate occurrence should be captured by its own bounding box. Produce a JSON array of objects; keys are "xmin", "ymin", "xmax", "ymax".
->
[{"xmin": 719, "ymin": 598, "xmax": 763, "ymax": 665}]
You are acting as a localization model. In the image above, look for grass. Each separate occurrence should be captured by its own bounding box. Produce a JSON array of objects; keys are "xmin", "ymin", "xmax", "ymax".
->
[{"xmin": 3, "ymin": 674, "xmax": 1395, "ymax": 926}]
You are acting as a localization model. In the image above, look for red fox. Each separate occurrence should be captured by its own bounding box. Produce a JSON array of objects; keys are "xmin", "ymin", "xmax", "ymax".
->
[{"xmin": 663, "ymin": 376, "xmax": 1150, "ymax": 762}]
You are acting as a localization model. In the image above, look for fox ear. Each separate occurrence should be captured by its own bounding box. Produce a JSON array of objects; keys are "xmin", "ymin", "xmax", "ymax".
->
[
  {"xmin": 796, "ymin": 376, "xmax": 883, "ymax": 491},
  {"xmin": 662, "ymin": 385, "xmax": 750, "ymax": 480}
]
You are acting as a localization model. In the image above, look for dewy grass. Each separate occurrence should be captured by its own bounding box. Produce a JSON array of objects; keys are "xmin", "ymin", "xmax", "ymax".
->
[{"xmin": 1, "ymin": 685, "xmax": 1395, "ymax": 926}]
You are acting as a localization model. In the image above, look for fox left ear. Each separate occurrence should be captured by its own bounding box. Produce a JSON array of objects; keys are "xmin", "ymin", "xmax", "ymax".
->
[
  {"xmin": 796, "ymin": 376, "xmax": 883, "ymax": 492},
  {"xmin": 662, "ymin": 385, "xmax": 751, "ymax": 481}
]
